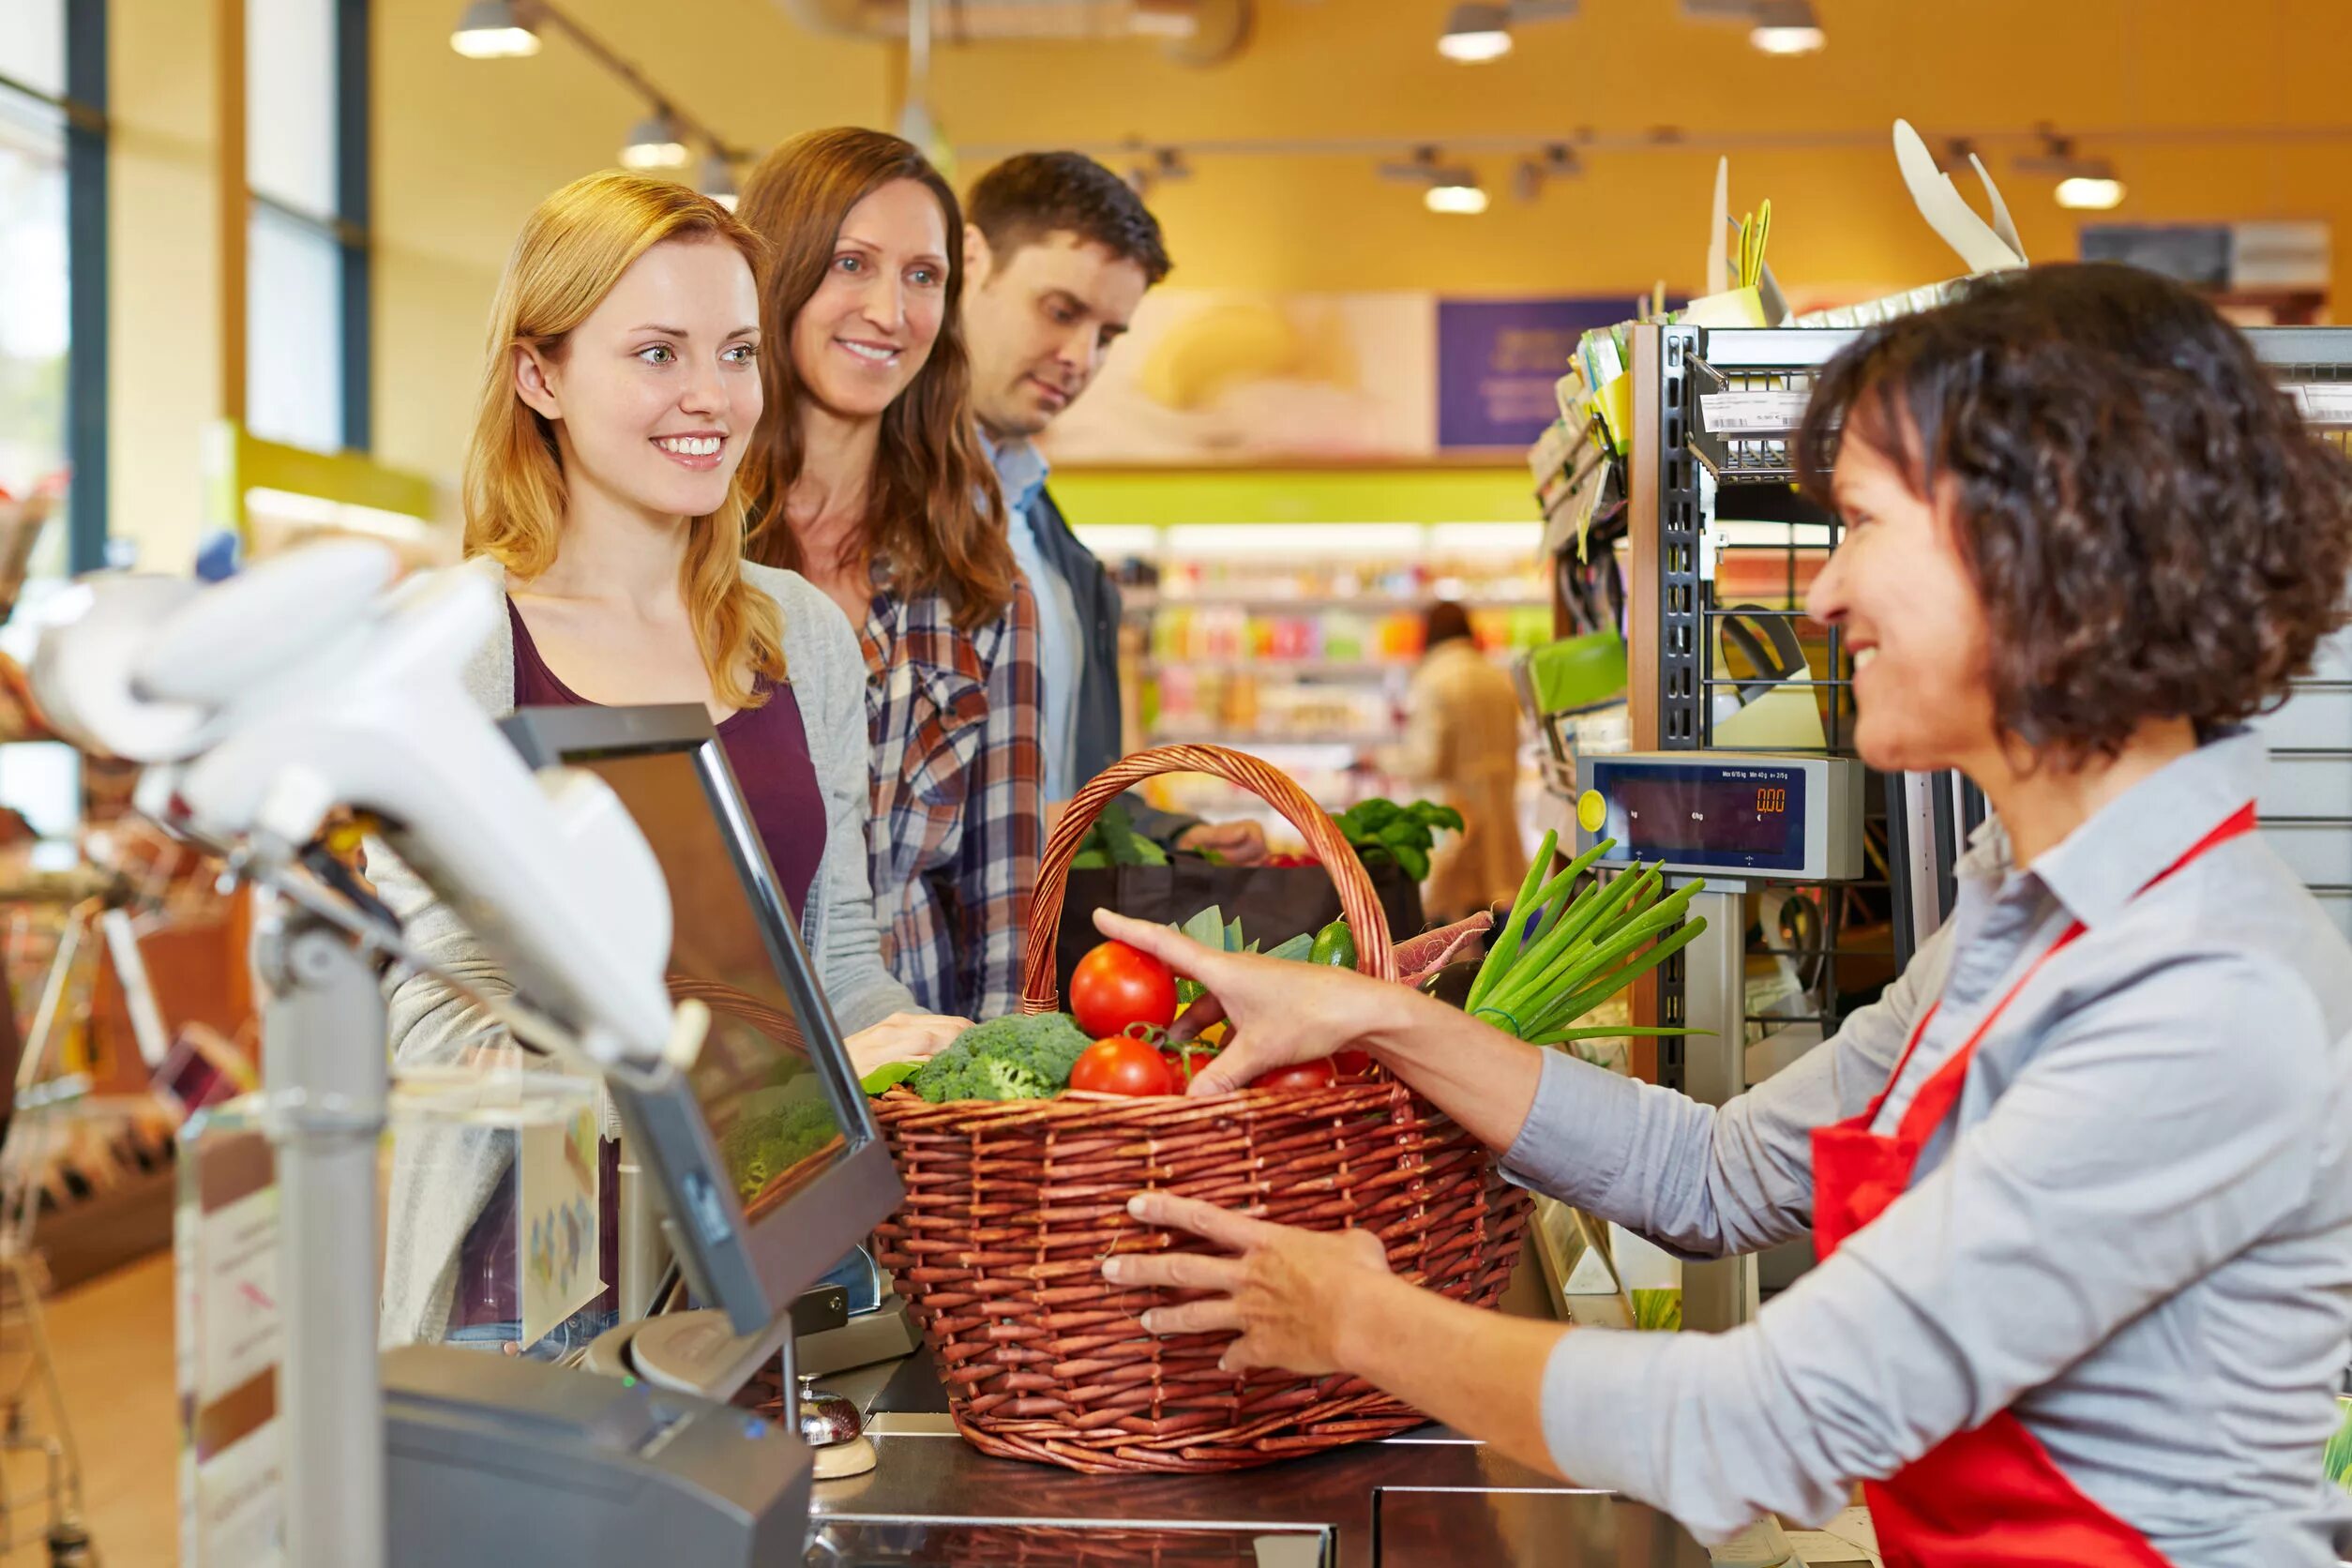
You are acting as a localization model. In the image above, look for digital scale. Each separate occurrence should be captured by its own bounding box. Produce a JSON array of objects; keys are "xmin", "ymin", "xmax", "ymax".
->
[
  {"xmin": 1563, "ymin": 752, "xmax": 1865, "ymax": 1335},
  {"xmin": 1571, "ymin": 753, "xmax": 1863, "ymax": 882}
]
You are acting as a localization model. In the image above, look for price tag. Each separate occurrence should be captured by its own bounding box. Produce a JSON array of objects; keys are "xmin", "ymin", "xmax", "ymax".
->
[
  {"xmin": 2288, "ymin": 384, "xmax": 2352, "ymax": 426},
  {"xmin": 1699, "ymin": 390, "xmax": 1811, "ymax": 434}
]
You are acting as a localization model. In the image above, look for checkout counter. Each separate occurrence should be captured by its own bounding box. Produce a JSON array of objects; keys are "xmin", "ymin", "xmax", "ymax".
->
[
  {"xmin": 801, "ymin": 1329, "xmax": 1707, "ymax": 1568},
  {"xmin": 438, "ymin": 705, "xmax": 1711, "ymax": 1568}
]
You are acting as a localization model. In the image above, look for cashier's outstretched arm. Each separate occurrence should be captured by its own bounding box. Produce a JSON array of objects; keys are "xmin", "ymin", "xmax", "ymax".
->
[
  {"xmin": 1091, "ymin": 910, "xmax": 1545, "ymax": 1153},
  {"xmin": 1104, "ymin": 1189, "xmax": 1569, "ymax": 1483}
]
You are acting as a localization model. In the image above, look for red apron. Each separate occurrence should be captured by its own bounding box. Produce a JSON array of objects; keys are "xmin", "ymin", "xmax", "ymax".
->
[{"xmin": 1809, "ymin": 803, "xmax": 2257, "ymax": 1568}]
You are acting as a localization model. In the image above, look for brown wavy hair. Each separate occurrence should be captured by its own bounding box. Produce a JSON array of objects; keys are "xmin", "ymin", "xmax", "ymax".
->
[
  {"xmin": 1799, "ymin": 262, "xmax": 2352, "ymax": 763},
  {"xmin": 463, "ymin": 170, "xmax": 785, "ymax": 708},
  {"xmin": 736, "ymin": 127, "xmax": 1013, "ymax": 630}
]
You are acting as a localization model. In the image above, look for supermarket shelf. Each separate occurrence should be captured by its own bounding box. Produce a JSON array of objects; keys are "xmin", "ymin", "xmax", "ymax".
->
[
  {"xmin": 1140, "ymin": 658, "xmax": 1412, "ymax": 678},
  {"xmin": 1146, "ymin": 730, "xmax": 1394, "ymax": 749},
  {"xmin": 1123, "ymin": 591, "xmax": 1550, "ymax": 613}
]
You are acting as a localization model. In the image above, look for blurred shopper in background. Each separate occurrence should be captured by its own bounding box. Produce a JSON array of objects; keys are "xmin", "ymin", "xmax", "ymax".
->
[{"xmin": 1381, "ymin": 600, "xmax": 1528, "ymax": 923}]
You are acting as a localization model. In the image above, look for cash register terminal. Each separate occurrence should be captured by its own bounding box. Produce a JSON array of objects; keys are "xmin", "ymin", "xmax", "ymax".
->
[{"xmin": 383, "ymin": 703, "xmax": 908, "ymax": 1566}]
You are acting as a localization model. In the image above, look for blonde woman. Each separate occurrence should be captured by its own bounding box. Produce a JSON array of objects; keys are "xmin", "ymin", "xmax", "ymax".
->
[{"xmin": 377, "ymin": 171, "xmax": 959, "ymax": 1352}]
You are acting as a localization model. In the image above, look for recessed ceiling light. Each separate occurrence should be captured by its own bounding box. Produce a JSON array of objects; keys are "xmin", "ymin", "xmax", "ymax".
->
[
  {"xmin": 1747, "ymin": 0, "xmax": 1825, "ymax": 53},
  {"xmin": 1426, "ymin": 180, "xmax": 1490, "ymax": 215},
  {"xmin": 1439, "ymin": 3, "xmax": 1515, "ymax": 61},
  {"xmin": 451, "ymin": 0, "xmax": 540, "ymax": 58},
  {"xmin": 2055, "ymin": 173, "xmax": 2125, "ymax": 211},
  {"xmin": 699, "ymin": 153, "xmax": 738, "ymax": 210},
  {"xmin": 622, "ymin": 111, "xmax": 694, "ymax": 172}
]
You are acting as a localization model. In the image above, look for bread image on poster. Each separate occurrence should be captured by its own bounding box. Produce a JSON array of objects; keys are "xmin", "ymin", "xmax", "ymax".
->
[{"xmin": 1040, "ymin": 290, "xmax": 1437, "ymax": 463}]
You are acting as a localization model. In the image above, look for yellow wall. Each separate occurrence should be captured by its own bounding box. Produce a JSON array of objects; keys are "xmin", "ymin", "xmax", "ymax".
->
[
  {"xmin": 931, "ymin": 0, "xmax": 2351, "ymax": 300},
  {"xmin": 98, "ymin": 0, "xmax": 2352, "ymax": 559},
  {"xmin": 109, "ymin": 0, "xmax": 227, "ymax": 572}
]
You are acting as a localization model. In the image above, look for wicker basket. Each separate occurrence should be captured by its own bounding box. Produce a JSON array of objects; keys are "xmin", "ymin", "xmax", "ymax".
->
[{"xmin": 870, "ymin": 745, "xmax": 1530, "ymax": 1473}]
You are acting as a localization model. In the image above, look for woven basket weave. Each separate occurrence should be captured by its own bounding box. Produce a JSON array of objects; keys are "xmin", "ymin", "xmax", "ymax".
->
[{"xmin": 871, "ymin": 745, "xmax": 1530, "ymax": 1473}]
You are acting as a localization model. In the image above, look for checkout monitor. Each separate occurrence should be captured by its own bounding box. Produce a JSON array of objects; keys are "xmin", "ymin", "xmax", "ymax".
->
[{"xmin": 501, "ymin": 703, "xmax": 902, "ymax": 1334}]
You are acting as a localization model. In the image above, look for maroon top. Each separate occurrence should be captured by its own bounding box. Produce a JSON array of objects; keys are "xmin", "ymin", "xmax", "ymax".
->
[{"xmin": 450, "ymin": 597, "xmax": 828, "ymax": 1331}]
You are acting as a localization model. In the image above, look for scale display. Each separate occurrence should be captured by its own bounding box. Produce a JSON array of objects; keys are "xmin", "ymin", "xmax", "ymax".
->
[{"xmin": 1587, "ymin": 759, "xmax": 1812, "ymax": 874}]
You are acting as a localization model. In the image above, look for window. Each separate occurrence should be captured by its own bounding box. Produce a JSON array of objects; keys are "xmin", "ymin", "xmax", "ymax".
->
[
  {"xmin": 0, "ymin": 0, "xmax": 104, "ymax": 586},
  {"xmin": 246, "ymin": 0, "xmax": 368, "ymax": 455}
]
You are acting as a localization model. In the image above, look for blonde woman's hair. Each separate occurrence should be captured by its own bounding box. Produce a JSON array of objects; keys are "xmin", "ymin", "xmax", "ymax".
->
[{"xmin": 463, "ymin": 169, "xmax": 784, "ymax": 707}]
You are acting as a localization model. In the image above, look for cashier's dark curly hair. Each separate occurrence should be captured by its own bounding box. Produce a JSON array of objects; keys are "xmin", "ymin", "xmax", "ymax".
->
[{"xmin": 1798, "ymin": 262, "xmax": 2352, "ymax": 763}]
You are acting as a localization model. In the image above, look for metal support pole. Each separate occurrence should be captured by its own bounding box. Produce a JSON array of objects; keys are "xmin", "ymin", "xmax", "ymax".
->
[
  {"xmin": 1676, "ymin": 887, "xmax": 1757, "ymax": 1334},
  {"xmin": 255, "ymin": 895, "xmax": 386, "ymax": 1568}
]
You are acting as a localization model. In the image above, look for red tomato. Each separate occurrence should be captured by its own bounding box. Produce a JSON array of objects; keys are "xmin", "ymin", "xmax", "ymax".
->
[
  {"xmin": 1333, "ymin": 1049, "xmax": 1374, "ymax": 1079},
  {"xmin": 1071, "ymin": 1036, "xmax": 1176, "ymax": 1097},
  {"xmin": 1248, "ymin": 1060, "xmax": 1340, "ymax": 1092},
  {"xmin": 1162, "ymin": 1039, "xmax": 1225, "ymax": 1085},
  {"xmin": 1069, "ymin": 941, "xmax": 1179, "ymax": 1041}
]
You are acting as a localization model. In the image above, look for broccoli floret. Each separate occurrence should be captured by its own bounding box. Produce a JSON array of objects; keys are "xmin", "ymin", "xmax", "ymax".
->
[
  {"xmin": 719, "ymin": 1096, "xmax": 838, "ymax": 1200},
  {"xmin": 908, "ymin": 1013, "xmax": 1096, "ymax": 1104}
]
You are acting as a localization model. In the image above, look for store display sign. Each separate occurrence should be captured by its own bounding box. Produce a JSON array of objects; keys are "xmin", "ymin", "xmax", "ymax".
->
[
  {"xmin": 1038, "ymin": 289, "xmax": 1438, "ymax": 465},
  {"xmin": 178, "ymin": 1125, "xmax": 283, "ymax": 1568},
  {"xmin": 1437, "ymin": 297, "xmax": 1627, "ymax": 450}
]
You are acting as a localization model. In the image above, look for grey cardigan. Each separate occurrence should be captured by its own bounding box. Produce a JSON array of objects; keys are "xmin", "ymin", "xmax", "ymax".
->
[{"xmin": 376, "ymin": 554, "xmax": 914, "ymax": 1347}]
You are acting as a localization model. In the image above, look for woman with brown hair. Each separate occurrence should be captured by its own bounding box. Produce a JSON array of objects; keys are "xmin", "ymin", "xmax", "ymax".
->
[
  {"xmin": 737, "ymin": 128, "xmax": 1042, "ymax": 1023},
  {"xmin": 1094, "ymin": 264, "xmax": 2352, "ymax": 1565}
]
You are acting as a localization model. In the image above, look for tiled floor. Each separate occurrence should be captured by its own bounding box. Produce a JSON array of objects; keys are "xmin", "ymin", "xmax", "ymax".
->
[{"xmin": 0, "ymin": 1252, "xmax": 174, "ymax": 1567}]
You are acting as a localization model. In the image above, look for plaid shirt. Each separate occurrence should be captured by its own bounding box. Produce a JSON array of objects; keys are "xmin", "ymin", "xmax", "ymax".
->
[{"xmin": 860, "ymin": 569, "xmax": 1043, "ymax": 1020}]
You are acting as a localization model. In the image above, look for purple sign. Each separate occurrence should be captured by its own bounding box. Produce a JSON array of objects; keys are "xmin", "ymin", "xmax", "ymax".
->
[{"xmin": 1437, "ymin": 297, "xmax": 1629, "ymax": 450}]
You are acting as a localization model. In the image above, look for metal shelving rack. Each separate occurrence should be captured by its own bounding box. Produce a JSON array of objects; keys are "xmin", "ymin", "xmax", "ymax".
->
[
  {"xmin": 2244, "ymin": 331, "xmax": 2352, "ymax": 948},
  {"xmin": 1626, "ymin": 324, "xmax": 1893, "ymax": 1085},
  {"xmin": 1624, "ymin": 322, "xmax": 2352, "ymax": 1076}
]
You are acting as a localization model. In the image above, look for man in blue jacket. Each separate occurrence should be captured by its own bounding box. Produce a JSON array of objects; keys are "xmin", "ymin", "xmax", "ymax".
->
[{"xmin": 964, "ymin": 152, "xmax": 1266, "ymax": 861}]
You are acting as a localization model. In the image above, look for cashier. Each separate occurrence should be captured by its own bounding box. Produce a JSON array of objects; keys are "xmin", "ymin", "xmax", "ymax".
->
[{"xmin": 1097, "ymin": 264, "xmax": 2352, "ymax": 1567}]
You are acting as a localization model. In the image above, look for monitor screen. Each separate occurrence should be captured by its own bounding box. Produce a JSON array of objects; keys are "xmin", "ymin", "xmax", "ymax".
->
[{"xmin": 499, "ymin": 704, "xmax": 901, "ymax": 1335}]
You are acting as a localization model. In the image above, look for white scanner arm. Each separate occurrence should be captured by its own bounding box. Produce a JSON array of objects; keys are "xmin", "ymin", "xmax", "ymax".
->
[{"xmin": 30, "ymin": 541, "xmax": 676, "ymax": 1068}]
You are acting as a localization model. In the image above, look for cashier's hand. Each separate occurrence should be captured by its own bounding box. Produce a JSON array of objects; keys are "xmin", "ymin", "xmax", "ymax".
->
[
  {"xmin": 1092, "ymin": 909, "xmax": 1406, "ymax": 1095},
  {"xmin": 1104, "ymin": 1191, "xmax": 1393, "ymax": 1377},
  {"xmin": 1173, "ymin": 819, "xmax": 1269, "ymax": 866},
  {"xmin": 844, "ymin": 1012, "xmax": 969, "ymax": 1078}
]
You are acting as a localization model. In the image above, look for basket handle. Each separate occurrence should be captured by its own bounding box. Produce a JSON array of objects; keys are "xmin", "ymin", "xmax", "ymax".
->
[{"xmin": 1020, "ymin": 743, "xmax": 1397, "ymax": 1016}]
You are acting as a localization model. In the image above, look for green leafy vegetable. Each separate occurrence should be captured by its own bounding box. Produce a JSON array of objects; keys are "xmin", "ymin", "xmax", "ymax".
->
[
  {"xmin": 1070, "ymin": 799, "xmax": 1169, "ymax": 869},
  {"xmin": 860, "ymin": 1061, "xmax": 923, "ymax": 1096},
  {"xmin": 1334, "ymin": 798, "xmax": 1464, "ymax": 882},
  {"xmin": 719, "ymin": 1096, "xmax": 839, "ymax": 1201},
  {"xmin": 906, "ymin": 1012, "xmax": 1096, "ymax": 1104}
]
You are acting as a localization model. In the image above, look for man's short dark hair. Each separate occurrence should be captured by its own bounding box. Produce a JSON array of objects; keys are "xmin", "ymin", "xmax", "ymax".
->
[{"xmin": 967, "ymin": 152, "xmax": 1173, "ymax": 286}]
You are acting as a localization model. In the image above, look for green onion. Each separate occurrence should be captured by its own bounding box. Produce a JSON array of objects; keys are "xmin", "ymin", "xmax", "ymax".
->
[
  {"xmin": 1487, "ymin": 863, "xmax": 1662, "ymax": 1018},
  {"xmin": 1467, "ymin": 828, "xmax": 1556, "ymax": 1014}
]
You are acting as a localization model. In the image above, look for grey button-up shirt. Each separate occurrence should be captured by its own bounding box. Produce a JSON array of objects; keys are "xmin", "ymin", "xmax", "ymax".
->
[
  {"xmin": 1503, "ymin": 730, "xmax": 2352, "ymax": 1565},
  {"xmin": 987, "ymin": 433, "xmax": 1084, "ymax": 801}
]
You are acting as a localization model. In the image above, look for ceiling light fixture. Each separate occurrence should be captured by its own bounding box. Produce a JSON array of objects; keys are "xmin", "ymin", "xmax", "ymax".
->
[
  {"xmin": 699, "ymin": 153, "xmax": 738, "ymax": 210},
  {"xmin": 1513, "ymin": 143, "xmax": 1582, "ymax": 203},
  {"xmin": 2055, "ymin": 171, "xmax": 2126, "ymax": 211},
  {"xmin": 2017, "ymin": 129, "xmax": 2125, "ymax": 211},
  {"xmin": 1425, "ymin": 179, "xmax": 1490, "ymax": 215},
  {"xmin": 1380, "ymin": 147, "xmax": 1488, "ymax": 215},
  {"xmin": 450, "ymin": 0, "xmax": 541, "ymax": 58},
  {"xmin": 1439, "ymin": 3, "xmax": 1515, "ymax": 62},
  {"xmin": 1438, "ymin": 0, "xmax": 1576, "ymax": 63},
  {"xmin": 1747, "ymin": 0, "xmax": 1825, "ymax": 53},
  {"xmin": 621, "ymin": 109, "xmax": 694, "ymax": 172}
]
